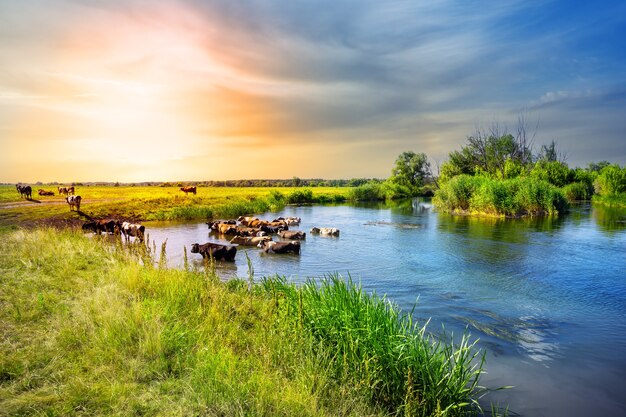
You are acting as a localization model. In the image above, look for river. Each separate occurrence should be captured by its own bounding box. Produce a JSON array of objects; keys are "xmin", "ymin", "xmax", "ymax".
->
[{"xmin": 142, "ymin": 199, "xmax": 626, "ymax": 417}]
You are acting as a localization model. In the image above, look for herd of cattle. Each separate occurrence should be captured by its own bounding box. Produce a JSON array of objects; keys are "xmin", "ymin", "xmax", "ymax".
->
[
  {"xmin": 192, "ymin": 215, "xmax": 340, "ymax": 260},
  {"xmin": 13, "ymin": 183, "xmax": 340, "ymax": 263},
  {"xmin": 16, "ymin": 183, "xmax": 199, "ymax": 212},
  {"xmin": 16, "ymin": 184, "xmax": 81, "ymax": 211}
]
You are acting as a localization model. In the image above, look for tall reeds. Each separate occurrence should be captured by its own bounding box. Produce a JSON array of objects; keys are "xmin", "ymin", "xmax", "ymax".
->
[{"xmin": 263, "ymin": 275, "xmax": 487, "ymax": 416}]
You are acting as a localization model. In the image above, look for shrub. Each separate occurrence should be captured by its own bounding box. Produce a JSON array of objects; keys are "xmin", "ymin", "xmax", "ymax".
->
[
  {"xmin": 594, "ymin": 164, "xmax": 626, "ymax": 196},
  {"xmin": 562, "ymin": 182, "xmax": 593, "ymax": 201},
  {"xmin": 348, "ymin": 182, "xmax": 384, "ymax": 201},
  {"xmin": 287, "ymin": 189, "xmax": 314, "ymax": 204},
  {"xmin": 530, "ymin": 160, "xmax": 572, "ymax": 187},
  {"xmin": 434, "ymin": 175, "xmax": 568, "ymax": 216}
]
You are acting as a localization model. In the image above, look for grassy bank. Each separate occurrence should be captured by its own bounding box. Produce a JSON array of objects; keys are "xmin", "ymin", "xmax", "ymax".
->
[
  {"xmin": 0, "ymin": 228, "xmax": 491, "ymax": 416},
  {"xmin": 433, "ymin": 175, "xmax": 568, "ymax": 217},
  {"xmin": 0, "ymin": 186, "xmax": 350, "ymax": 228}
]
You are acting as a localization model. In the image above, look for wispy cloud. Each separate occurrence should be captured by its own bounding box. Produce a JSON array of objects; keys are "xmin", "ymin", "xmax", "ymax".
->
[{"xmin": 1, "ymin": 0, "xmax": 624, "ymax": 182}]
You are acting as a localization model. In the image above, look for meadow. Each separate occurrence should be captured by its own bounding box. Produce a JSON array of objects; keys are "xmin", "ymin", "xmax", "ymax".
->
[
  {"xmin": 0, "ymin": 228, "xmax": 492, "ymax": 417},
  {"xmin": 0, "ymin": 185, "xmax": 349, "ymax": 229}
]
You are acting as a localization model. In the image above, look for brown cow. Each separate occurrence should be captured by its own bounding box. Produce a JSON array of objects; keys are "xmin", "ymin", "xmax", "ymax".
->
[
  {"xmin": 180, "ymin": 186, "xmax": 196, "ymax": 195},
  {"xmin": 120, "ymin": 221, "xmax": 145, "ymax": 242},
  {"xmin": 278, "ymin": 230, "xmax": 306, "ymax": 240},
  {"xmin": 257, "ymin": 240, "xmax": 301, "ymax": 254},
  {"xmin": 38, "ymin": 189, "xmax": 54, "ymax": 196},
  {"xmin": 82, "ymin": 219, "xmax": 120, "ymax": 235}
]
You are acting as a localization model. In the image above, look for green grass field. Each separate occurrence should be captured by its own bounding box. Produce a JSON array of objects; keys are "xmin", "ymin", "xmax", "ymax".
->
[{"xmin": 0, "ymin": 185, "xmax": 350, "ymax": 228}]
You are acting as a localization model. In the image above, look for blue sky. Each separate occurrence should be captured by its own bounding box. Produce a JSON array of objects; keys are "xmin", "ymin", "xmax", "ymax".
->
[{"xmin": 1, "ymin": 0, "xmax": 625, "ymax": 181}]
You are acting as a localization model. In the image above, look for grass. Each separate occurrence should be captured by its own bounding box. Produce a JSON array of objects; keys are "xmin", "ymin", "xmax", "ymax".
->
[
  {"xmin": 433, "ymin": 175, "xmax": 568, "ymax": 217},
  {"xmin": 0, "ymin": 185, "xmax": 350, "ymax": 227},
  {"xmin": 263, "ymin": 276, "xmax": 489, "ymax": 416},
  {"xmin": 0, "ymin": 228, "xmax": 492, "ymax": 416},
  {"xmin": 0, "ymin": 229, "xmax": 380, "ymax": 416}
]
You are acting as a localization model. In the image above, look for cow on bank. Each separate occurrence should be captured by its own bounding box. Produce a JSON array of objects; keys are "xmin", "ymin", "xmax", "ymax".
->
[
  {"xmin": 180, "ymin": 186, "xmax": 197, "ymax": 195},
  {"xmin": 65, "ymin": 195, "xmax": 81, "ymax": 211}
]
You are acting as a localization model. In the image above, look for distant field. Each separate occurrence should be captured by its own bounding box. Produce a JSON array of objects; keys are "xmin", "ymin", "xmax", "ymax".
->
[{"xmin": 0, "ymin": 185, "xmax": 351, "ymax": 228}]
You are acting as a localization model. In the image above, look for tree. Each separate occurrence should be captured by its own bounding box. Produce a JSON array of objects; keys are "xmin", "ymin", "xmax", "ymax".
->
[
  {"xmin": 444, "ymin": 118, "xmax": 536, "ymax": 180},
  {"xmin": 390, "ymin": 151, "xmax": 431, "ymax": 191},
  {"xmin": 538, "ymin": 140, "xmax": 566, "ymax": 162}
]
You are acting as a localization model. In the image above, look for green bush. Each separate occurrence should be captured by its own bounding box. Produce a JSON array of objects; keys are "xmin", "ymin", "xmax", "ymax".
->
[
  {"xmin": 594, "ymin": 164, "xmax": 626, "ymax": 196},
  {"xmin": 530, "ymin": 160, "xmax": 572, "ymax": 187},
  {"xmin": 562, "ymin": 182, "xmax": 593, "ymax": 201},
  {"xmin": 287, "ymin": 189, "xmax": 314, "ymax": 204},
  {"xmin": 434, "ymin": 175, "xmax": 568, "ymax": 216},
  {"xmin": 348, "ymin": 182, "xmax": 384, "ymax": 201}
]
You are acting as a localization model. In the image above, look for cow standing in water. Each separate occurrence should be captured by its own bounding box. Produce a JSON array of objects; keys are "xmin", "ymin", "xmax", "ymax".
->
[
  {"xmin": 66, "ymin": 195, "xmax": 81, "ymax": 211},
  {"xmin": 120, "ymin": 221, "xmax": 146, "ymax": 242}
]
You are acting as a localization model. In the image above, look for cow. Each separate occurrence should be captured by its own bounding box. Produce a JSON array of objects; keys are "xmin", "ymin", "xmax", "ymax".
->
[
  {"xmin": 258, "ymin": 240, "xmax": 301, "ymax": 254},
  {"xmin": 278, "ymin": 230, "xmax": 306, "ymax": 240},
  {"xmin": 310, "ymin": 227, "xmax": 340, "ymax": 237},
  {"xmin": 16, "ymin": 184, "xmax": 32, "ymax": 199},
  {"xmin": 274, "ymin": 216, "xmax": 301, "ymax": 226},
  {"xmin": 233, "ymin": 226, "xmax": 266, "ymax": 237},
  {"xmin": 216, "ymin": 223, "xmax": 238, "ymax": 235},
  {"xmin": 120, "ymin": 221, "xmax": 145, "ymax": 242},
  {"xmin": 237, "ymin": 216, "xmax": 259, "ymax": 226},
  {"xmin": 38, "ymin": 189, "xmax": 54, "ymax": 196},
  {"xmin": 206, "ymin": 220, "xmax": 237, "ymax": 230},
  {"xmin": 65, "ymin": 195, "xmax": 81, "ymax": 211},
  {"xmin": 230, "ymin": 235, "xmax": 272, "ymax": 246},
  {"xmin": 66, "ymin": 186, "xmax": 75, "ymax": 195},
  {"xmin": 58, "ymin": 187, "xmax": 69, "ymax": 196},
  {"xmin": 180, "ymin": 186, "xmax": 197, "ymax": 195},
  {"xmin": 191, "ymin": 242, "xmax": 237, "ymax": 262},
  {"xmin": 82, "ymin": 219, "xmax": 120, "ymax": 235}
]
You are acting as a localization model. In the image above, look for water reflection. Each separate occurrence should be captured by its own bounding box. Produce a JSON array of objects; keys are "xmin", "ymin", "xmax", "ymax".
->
[{"xmin": 592, "ymin": 204, "xmax": 626, "ymax": 233}]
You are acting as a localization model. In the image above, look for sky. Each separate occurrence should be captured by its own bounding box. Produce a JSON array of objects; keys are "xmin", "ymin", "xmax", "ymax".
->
[{"xmin": 1, "ymin": 0, "xmax": 625, "ymax": 182}]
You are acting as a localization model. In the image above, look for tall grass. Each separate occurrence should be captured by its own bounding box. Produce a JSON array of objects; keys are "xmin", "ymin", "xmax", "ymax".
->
[
  {"xmin": 0, "ymin": 229, "xmax": 380, "ymax": 416},
  {"xmin": 1, "ymin": 229, "xmax": 496, "ymax": 416},
  {"xmin": 262, "ymin": 275, "xmax": 488, "ymax": 416},
  {"xmin": 433, "ymin": 175, "xmax": 568, "ymax": 217}
]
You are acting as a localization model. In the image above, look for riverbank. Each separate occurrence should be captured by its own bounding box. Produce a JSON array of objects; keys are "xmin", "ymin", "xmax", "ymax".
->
[{"xmin": 0, "ymin": 228, "xmax": 490, "ymax": 416}]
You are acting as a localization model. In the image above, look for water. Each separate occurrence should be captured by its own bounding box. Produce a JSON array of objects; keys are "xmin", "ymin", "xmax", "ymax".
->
[{"xmin": 143, "ymin": 199, "xmax": 626, "ymax": 417}]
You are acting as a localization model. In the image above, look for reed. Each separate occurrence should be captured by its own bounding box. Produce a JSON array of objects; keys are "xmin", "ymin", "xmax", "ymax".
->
[{"xmin": 262, "ymin": 275, "xmax": 488, "ymax": 416}]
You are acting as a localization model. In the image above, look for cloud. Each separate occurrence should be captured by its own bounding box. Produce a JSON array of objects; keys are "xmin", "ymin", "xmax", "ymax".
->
[{"xmin": 1, "ymin": 0, "xmax": 625, "ymax": 182}]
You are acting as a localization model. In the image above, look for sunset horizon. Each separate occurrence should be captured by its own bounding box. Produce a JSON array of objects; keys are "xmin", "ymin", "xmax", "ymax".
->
[{"xmin": 2, "ymin": 0, "xmax": 625, "ymax": 183}]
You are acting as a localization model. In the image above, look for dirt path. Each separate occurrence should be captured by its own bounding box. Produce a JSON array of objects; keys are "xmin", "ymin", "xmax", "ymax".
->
[{"xmin": 0, "ymin": 198, "xmax": 122, "ymax": 210}]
